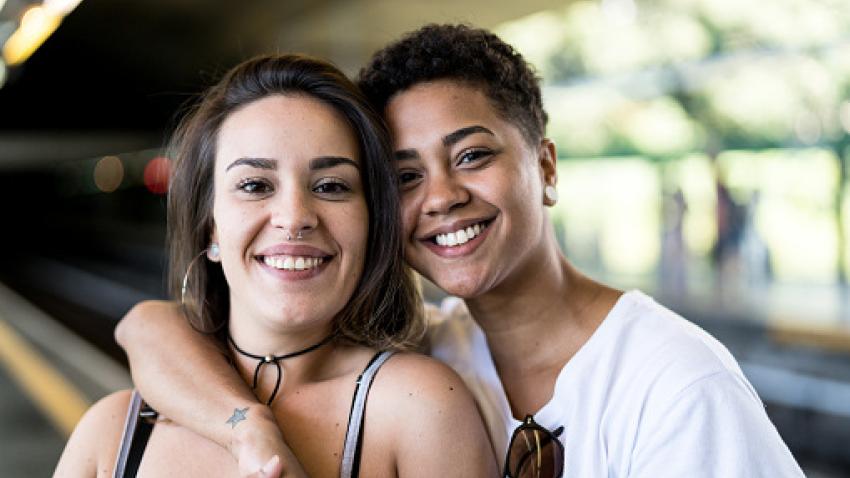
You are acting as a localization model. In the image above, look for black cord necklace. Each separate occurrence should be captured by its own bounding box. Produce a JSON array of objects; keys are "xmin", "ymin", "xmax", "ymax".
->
[{"xmin": 228, "ymin": 333, "xmax": 336, "ymax": 405}]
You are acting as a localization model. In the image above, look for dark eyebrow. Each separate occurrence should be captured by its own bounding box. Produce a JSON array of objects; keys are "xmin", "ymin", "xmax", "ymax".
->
[
  {"xmin": 442, "ymin": 125, "xmax": 495, "ymax": 148},
  {"xmin": 309, "ymin": 156, "xmax": 359, "ymax": 170},
  {"xmin": 225, "ymin": 156, "xmax": 358, "ymax": 172},
  {"xmin": 225, "ymin": 158, "xmax": 277, "ymax": 172},
  {"xmin": 394, "ymin": 149, "xmax": 419, "ymax": 161},
  {"xmin": 393, "ymin": 126, "xmax": 494, "ymax": 162}
]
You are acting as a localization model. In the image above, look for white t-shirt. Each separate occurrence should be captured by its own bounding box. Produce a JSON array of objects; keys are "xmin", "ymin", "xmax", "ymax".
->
[{"xmin": 427, "ymin": 290, "xmax": 804, "ymax": 477}]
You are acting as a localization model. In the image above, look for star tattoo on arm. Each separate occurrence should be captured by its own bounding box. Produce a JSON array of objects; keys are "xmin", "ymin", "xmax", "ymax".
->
[{"xmin": 226, "ymin": 407, "xmax": 249, "ymax": 429}]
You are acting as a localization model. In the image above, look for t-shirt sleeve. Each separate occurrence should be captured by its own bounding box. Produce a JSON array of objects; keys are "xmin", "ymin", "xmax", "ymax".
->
[{"xmin": 629, "ymin": 370, "xmax": 805, "ymax": 478}]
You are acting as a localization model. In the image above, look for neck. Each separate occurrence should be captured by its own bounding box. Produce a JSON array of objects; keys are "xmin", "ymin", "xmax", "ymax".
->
[
  {"xmin": 228, "ymin": 317, "xmax": 337, "ymax": 402},
  {"xmin": 465, "ymin": 233, "xmax": 612, "ymax": 384},
  {"xmin": 466, "ymin": 246, "xmax": 582, "ymax": 368}
]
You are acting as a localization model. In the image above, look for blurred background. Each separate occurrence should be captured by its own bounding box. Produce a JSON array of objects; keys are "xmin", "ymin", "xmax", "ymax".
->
[{"xmin": 0, "ymin": 0, "xmax": 848, "ymax": 476}]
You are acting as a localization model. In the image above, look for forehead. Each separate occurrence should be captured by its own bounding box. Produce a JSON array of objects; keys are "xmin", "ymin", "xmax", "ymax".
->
[
  {"xmin": 383, "ymin": 80, "xmax": 510, "ymax": 149},
  {"xmin": 216, "ymin": 94, "xmax": 359, "ymax": 166}
]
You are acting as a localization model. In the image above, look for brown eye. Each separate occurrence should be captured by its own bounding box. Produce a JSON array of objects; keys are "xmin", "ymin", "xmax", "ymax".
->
[
  {"xmin": 398, "ymin": 170, "xmax": 422, "ymax": 185},
  {"xmin": 313, "ymin": 179, "xmax": 351, "ymax": 195},
  {"xmin": 237, "ymin": 178, "xmax": 273, "ymax": 194},
  {"xmin": 457, "ymin": 149, "xmax": 491, "ymax": 166}
]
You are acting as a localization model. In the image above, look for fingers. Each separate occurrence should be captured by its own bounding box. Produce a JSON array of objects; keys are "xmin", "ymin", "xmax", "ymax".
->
[
  {"xmin": 262, "ymin": 455, "xmax": 282, "ymax": 476},
  {"xmin": 244, "ymin": 455, "xmax": 282, "ymax": 478}
]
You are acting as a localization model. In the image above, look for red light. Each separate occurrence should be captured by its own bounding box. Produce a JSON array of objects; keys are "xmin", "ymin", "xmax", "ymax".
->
[{"xmin": 144, "ymin": 156, "xmax": 170, "ymax": 195}]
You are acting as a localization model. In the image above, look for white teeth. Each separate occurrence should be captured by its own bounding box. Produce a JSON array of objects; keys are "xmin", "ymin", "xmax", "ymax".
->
[
  {"xmin": 263, "ymin": 255, "xmax": 324, "ymax": 271},
  {"xmin": 434, "ymin": 221, "xmax": 488, "ymax": 248}
]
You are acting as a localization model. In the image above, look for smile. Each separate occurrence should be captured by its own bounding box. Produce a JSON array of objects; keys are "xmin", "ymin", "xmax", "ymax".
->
[
  {"xmin": 433, "ymin": 221, "xmax": 489, "ymax": 247},
  {"xmin": 260, "ymin": 255, "xmax": 326, "ymax": 271}
]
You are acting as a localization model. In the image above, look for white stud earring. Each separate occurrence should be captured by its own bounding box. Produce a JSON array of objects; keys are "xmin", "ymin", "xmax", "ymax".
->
[
  {"xmin": 544, "ymin": 185, "xmax": 558, "ymax": 204},
  {"xmin": 208, "ymin": 243, "xmax": 220, "ymax": 260}
]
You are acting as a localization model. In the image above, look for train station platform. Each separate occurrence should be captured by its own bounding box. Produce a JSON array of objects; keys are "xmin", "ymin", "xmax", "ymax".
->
[{"xmin": 0, "ymin": 282, "xmax": 130, "ymax": 477}]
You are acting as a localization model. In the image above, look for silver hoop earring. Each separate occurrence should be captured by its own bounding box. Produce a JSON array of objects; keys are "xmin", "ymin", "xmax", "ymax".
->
[
  {"xmin": 544, "ymin": 185, "xmax": 559, "ymax": 204},
  {"xmin": 181, "ymin": 250, "xmax": 209, "ymax": 306},
  {"xmin": 208, "ymin": 243, "xmax": 220, "ymax": 260}
]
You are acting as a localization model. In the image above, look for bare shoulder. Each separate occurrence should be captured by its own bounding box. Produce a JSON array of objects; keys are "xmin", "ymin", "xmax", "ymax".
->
[
  {"xmin": 371, "ymin": 352, "xmax": 470, "ymax": 404},
  {"xmin": 54, "ymin": 389, "xmax": 133, "ymax": 478},
  {"xmin": 365, "ymin": 352, "xmax": 499, "ymax": 475},
  {"xmin": 366, "ymin": 351, "xmax": 480, "ymax": 433}
]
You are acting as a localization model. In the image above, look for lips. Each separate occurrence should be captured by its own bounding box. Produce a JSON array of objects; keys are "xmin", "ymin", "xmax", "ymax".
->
[{"xmin": 257, "ymin": 244, "xmax": 331, "ymax": 257}]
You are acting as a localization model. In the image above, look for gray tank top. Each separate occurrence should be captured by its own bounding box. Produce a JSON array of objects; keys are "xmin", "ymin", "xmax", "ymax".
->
[{"xmin": 114, "ymin": 350, "xmax": 395, "ymax": 478}]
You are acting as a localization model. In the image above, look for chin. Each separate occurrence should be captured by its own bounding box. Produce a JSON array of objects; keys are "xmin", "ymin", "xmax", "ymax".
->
[{"xmin": 429, "ymin": 272, "xmax": 491, "ymax": 300}]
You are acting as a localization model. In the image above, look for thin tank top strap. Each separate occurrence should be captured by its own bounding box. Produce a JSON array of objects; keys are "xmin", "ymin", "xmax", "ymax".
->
[
  {"xmin": 113, "ymin": 390, "xmax": 158, "ymax": 478},
  {"xmin": 339, "ymin": 350, "xmax": 396, "ymax": 478}
]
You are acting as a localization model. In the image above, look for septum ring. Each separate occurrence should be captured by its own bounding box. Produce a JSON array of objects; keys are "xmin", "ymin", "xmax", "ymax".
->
[{"xmin": 285, "ymin": 230, "xmax": 304, "ymax": 241}]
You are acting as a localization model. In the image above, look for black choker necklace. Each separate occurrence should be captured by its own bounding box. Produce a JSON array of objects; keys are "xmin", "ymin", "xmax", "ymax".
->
[{"xmin": 228, "ymin": 333, "xmax": 336, "ymax": 405}]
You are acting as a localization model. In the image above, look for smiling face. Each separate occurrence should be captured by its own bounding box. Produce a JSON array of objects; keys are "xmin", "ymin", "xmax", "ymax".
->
[
  {"xmin": 386, "ymin": 80, "xmax": 557, "ymax": 298},
  {"xmin": 211, "ymin": 94, "xmax": 368, "ymax": 333}
]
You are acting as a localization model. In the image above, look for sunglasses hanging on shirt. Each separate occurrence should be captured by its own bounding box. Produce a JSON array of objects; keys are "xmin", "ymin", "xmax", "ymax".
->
[{"xmin": 503, "ymin": 415, "xmax": 565, "ymax": 478}]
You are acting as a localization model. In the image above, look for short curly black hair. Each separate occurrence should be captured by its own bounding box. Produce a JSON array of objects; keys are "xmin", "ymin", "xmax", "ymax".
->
[{"xmin": 358, "ymin": 24, "xmax": 548, "ymax": 145}]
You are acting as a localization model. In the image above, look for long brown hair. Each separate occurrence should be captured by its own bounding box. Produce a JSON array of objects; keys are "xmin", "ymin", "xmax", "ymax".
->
[{"xmin": 168, "ymin": 54, "xmax": 423, "ymax": 350}]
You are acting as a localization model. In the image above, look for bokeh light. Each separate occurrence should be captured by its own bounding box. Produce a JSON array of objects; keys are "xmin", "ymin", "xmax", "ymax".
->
[
  {"xmin": 42, "ymin": 0, "xmax": 85, "ymax": 16},
  {"xmin": 143, "ymin": 156, "xmax": 170, "ymax": 195},
  {"xmin": 93, "ymin": 155, "xmax": 124, "ymax": 193},
  {"xmin": 2, "ymin": 6, "xmax": 62, "ymax": 66},
  {"xmin": 500, "ymin": 0, "xmax": 850, "ymax": 291},
  {"xmin": 840, "ymin": 101, "xmax": 850, "ymax": 135}
]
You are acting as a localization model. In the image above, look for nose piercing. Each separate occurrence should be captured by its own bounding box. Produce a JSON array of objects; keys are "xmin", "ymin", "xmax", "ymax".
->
[{"xmin": 285, "ymin": 229, "xmax": 304, "ymax": 241}]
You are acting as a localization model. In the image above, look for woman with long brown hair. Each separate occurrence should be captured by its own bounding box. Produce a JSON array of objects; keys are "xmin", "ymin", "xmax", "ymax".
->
[{"xmin": 53, "ymin": 54, "xmax": 496, "ymax": 478}]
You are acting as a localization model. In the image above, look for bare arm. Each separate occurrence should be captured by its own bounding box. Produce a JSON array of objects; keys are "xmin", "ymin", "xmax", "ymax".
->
[{"xmin": 114, "ymin": 300, "xmax": 303, "ymax": 477}]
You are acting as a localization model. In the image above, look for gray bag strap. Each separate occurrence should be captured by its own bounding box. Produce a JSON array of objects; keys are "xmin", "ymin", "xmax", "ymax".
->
[
  {"xmin": 114, "ymin": 390, "xmax": 143, "ymax": 478},
  {"xmin": 113, "ymin": 390, "xmax": 157, "ymax": 478},
  {"xmin": 340, "ymin": 350, "xmax": 395, "ymax": 478}
]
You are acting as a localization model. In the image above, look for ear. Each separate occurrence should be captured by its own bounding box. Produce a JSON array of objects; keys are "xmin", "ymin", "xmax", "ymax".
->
[{"xmin": 538, "ymin": 138, "xmax": 558, "ymax": 206}]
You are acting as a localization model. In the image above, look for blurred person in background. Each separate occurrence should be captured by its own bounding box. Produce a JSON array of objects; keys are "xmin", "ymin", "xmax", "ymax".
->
[
  {"xmin": 53, "ymin": 54, "xmax": 497, "ymax": 478},
  {"xmin": 115, "ymin": 25, "xmax": 804, "ymax": 477}
]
